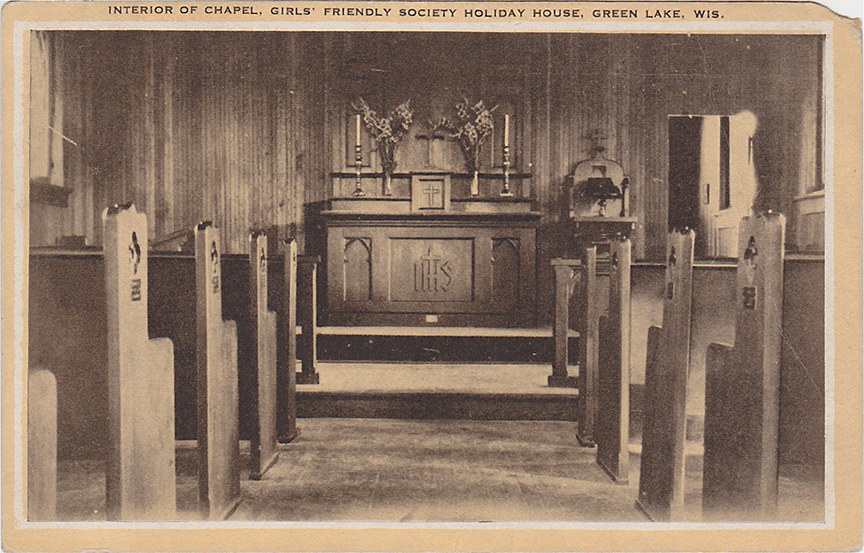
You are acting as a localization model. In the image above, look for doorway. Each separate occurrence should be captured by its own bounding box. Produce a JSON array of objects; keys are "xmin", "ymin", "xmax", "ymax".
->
[{"xmin": 668, "ymin": 113, "xmax": 759, "ymax": 258}]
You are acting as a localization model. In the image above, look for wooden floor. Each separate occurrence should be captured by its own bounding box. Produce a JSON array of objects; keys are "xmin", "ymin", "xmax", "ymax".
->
[
  {"xmin": 51, "ymin": 363, "xmax": 823, "ymax": 523},
  {"xmin": 234, "ymin": 419, "xmax": 639, "ymax": 522},
  {"xmin": 54, "ymin": 418, "xmax": 825, "ymax": 523}
]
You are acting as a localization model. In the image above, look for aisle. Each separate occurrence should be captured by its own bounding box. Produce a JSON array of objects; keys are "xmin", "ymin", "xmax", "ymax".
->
[{"xmin": 230, "ymin": 418, "xmax": 644, "ymax": 522}]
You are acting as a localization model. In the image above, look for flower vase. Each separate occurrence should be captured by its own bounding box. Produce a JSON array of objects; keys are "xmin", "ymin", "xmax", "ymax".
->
[
  {"xmin": 471, "ymin": 170, "xmax": 480, "ymax": 196},
  {"xmin": 383, "ymin": 173, "xmax": 392, "ymax": 196}
]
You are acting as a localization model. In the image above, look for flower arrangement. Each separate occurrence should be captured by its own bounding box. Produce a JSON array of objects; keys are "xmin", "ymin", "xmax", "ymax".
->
[
  {"xmin": 353, "ymin": 97, "xmax": 414, "ymax": 176},
  {"xmin": 434, "ymin": 98, "xmax": 498, "ymax": 173}
]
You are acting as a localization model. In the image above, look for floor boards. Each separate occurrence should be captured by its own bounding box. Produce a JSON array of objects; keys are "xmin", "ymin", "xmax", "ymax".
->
[
  {"xmin": 53, "ymin": 417, "xmax": 824, "ymax": 522},
  {"xmin": 51, "ymin": 358, "xmax": 824, "ymax": 526}
]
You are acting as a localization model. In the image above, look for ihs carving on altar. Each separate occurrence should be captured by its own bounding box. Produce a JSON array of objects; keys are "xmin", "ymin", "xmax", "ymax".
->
[{"xmin": 568, "ymin": 129, "xmax": 630, "ymax": 218}]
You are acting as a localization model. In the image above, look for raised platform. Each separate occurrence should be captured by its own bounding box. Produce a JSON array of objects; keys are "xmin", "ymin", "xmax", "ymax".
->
[
  {"xmin": 297, "ymin": 362, "xmax": 579, "ymax": 421},
  {"xmin": 311, "ymin": 326, "xmax": 579, "ymax": 363}
]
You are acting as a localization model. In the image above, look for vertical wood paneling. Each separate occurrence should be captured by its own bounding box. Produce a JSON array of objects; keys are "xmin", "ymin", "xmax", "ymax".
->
[
  {"xmin": 144, "ymin": 35, "xmax": 158, "ymax": 235},
  {"xmin": 160, "ymin": 37, "xmax": 175, "ymax": 239},
  {"xmin": 47, "ymin": 32, "xmax": 820, "ymax": 262},
  {"xmin": 47, "ymin": 32, "xmax": 326, "ymax": 253}
]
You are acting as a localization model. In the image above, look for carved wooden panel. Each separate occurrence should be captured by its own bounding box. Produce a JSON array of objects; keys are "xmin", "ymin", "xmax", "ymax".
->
[
  {"xmin": 492, "ymin": 238, "xmax": 520, "ymax": 308},
  {"xmin": 410, "ymin": 173, "xmax": 451, "ymax": 212},
  {"xmin": 343, "ymin": 237, "xmax": 372, "ymax": 302},
  {"xmin": 389, "ymin": 238, "xmax": 474, "ymax": 303},
  {"xmin": 322, "ymin": 211, "xmax": 539, "ymax": 326}
]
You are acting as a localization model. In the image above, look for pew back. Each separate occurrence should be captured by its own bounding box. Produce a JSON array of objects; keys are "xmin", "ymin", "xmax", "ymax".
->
[
  {"xmin": 248, "ymin": 232, "xmax": 279, "ymax": 479},
  {"xmin": 195, "ymin": 223, "xmax": 241, "ymax": 518},
  {"xmin": 703, "ymin": 213, "xmax": 785, "ymax": 520},
  {"xmin": 637, "ymin": 230, "xmax": 695, "ymax": 520},
  {"xmin": 103, "ymin": 204, "xmax": 176, "ymax": 520},
  {"xmin": 595, "ymin": 237, "xmax": 631, "ymax": 483}
]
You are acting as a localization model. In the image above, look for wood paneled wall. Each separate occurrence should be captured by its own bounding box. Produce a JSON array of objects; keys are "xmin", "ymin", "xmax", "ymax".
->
[
  {"xmin": 546, "ymin": 34, "xmax": 822, "ymax": 259},
  {"xmin": 37, "ymin": 32, "xmax": 821, "ymax": 260},
  {"xmin": 40, "ymin": 31, "xmax": 327, "ymax": 253}
]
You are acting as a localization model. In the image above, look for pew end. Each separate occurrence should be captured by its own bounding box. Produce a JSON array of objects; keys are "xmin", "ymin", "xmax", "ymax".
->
[
  {"xmin": 250, "ymin": 310, "xmax": 280, "ymax": 481},
  {"xmin": 701, "ymin": 213, "xmax": 785, "ymax": 521},
  {"xmin": 28, "ymin": 369, "xmax": 58, "ymax": 522},
  {"xmin": 596, "ymin": 314, "xmax": 629, "ymax": 484},
  {"xmin": 103, "ymin": 204, "xmax": 178, "ymax": 521},
  {"xmin": 248, "ymin": 232, "xmax": 280, "ymax": 481},
  {"xmin": 549, "ymin": 258, "xmax": 581, "ymax": 389},
  {"xmin": 636, "ymin": 229, "xmax": 696, "ymax": 521}
]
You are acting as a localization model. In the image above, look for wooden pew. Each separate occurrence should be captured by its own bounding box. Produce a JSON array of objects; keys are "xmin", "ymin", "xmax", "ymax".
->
[
  {"xmin": 636, "ymin": 230, "xmax": 695, "ymax": 521},
  {"xmin": 595, "ymin": 237, "xmax": 631, "ymax": 483},
  {"xmin": 28, "ymin": 369, "xmax": 57, "ymax": 521},
  {"xmin": 702, "ymin": 213, "xmax": 785, "ymax": 520},
  {"xmin": 549, "ymin": 258, "xmax": 580, "ymax": 388},
  {"xmin": 247, "ymin": 232, "xmax": 279, "ymax": 480},
  {"xmin": 576, "ymin": 245, "xmax": 601, "ymax": 445},
  {"xmin": 194, "ymin": 223, "xmax": 242, "ymax": 518},
  {"xmin": 102, "ymin": 204, "xmax": 176, "ymax": 520},
  {"xmin": 278, "ymin": 238, "xmax": 300, "ymax": 442},
  {"xmin": 297, "ymin": 254, "xmax": 320, "ymax": 385}
]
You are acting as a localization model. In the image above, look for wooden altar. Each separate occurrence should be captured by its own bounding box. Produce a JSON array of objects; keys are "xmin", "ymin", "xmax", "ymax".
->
[{"xmin": 320, "ymin": 186, "xmax": 540, "ymax": 327}]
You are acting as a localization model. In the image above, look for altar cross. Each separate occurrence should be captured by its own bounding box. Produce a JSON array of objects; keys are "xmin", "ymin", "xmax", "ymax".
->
[
  {"xmin": 586, "ymin": 129, "xmax": 608, "ymax": 154},
  {"xmin": 416, "ymin": 129, "xmax": 448, "ymax": 169},
  {"xmin": 422, "ymin": 181, "xmax": 443, "ymax": 208}
]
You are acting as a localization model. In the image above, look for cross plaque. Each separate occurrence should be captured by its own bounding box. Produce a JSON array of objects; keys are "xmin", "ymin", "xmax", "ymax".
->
[
  {"xmin": 410, "ymin": 172, "xmax": 451, "ymax": 212},
  {"xmin": 422, "ymin": 181, "xmax": 443, "ymax": 209}
]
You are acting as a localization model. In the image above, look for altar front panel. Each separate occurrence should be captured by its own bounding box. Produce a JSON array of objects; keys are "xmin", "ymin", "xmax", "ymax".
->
[
  {"xmin": 323, "ymin": 215, "xmax": 538, "ymax": 327},
  {"xmin": 389, "ymin": 238, "xmax": 475, "ymax": 303}
]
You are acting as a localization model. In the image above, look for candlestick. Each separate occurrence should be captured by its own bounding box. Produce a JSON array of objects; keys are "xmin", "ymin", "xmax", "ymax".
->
[
  {"xmin": 503, "ymin": 114, "xmax": 510, "ymax": 148},
  {"xmin": 501, "ymin": 144, "xmax": 513, "ymax": 197},
  {"xmin": 355, "ymin": 114, "xmax": 362, "ymax": 147},
  {"xmin": 352, "ymin": 143, "xmax": 365, "ymax": 196}
]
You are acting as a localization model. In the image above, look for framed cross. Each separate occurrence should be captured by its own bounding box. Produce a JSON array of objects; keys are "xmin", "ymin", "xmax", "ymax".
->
[{"xmin": 410, "ymin": 172, "xmax": 451, "ymax": 212}]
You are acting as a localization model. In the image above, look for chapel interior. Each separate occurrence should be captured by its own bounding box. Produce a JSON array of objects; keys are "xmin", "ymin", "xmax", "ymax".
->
[{"xmin": 27, "ymin": 30, "xmax": 826, "ymax": 522}]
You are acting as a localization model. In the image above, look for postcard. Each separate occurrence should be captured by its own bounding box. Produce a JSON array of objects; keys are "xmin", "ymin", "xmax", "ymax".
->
[{"xmin": 2, "ymin": 1, "xmax": 861, "ymax": 551}]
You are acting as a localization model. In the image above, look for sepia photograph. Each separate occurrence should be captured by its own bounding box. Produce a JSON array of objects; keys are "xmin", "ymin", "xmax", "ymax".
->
[{"xmin": 3, "ymin": 1, "xmax": 862, "ymax": 551}]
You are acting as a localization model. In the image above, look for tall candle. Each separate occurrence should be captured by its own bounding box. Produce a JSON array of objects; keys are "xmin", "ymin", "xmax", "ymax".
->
[
  {"xmin": 355, "ymin": 114, "xmax": 362, "ymax": 147},
  {"xmin": 503, "ymin": 114, "xmax": 510, "ymax": 148}
]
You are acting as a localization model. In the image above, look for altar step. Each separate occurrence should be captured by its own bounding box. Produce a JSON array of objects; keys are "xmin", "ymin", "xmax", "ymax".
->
[
  {"xmin": 296, "ymin": 362, "xmax": 579, "ymax": 421},
  {"xmin": 312, "ymin": 326, "xmax": 580, "ymax": 364}
]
